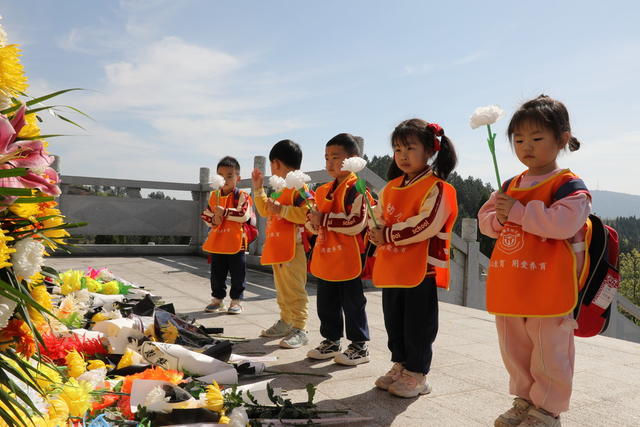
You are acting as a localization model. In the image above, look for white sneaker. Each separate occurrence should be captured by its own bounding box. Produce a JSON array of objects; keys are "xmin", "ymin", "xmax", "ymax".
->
[
  {"xmin": 334, "ymin": 342, "xmax": 370, "ymax": 366},
  {"xmin": 307, "ymin": 339, "xmax": 341, "ymax": 360},
  {"xmin": 260, "ymin": 319, "xmax": 292, "ymax": 337},
  {"xmin": 204, "ymin": 298, "xmax": 225, "ymax": 312},
  {"xmin": 279, "ymin": 328, "xmax": 308, "ymax": 349}
]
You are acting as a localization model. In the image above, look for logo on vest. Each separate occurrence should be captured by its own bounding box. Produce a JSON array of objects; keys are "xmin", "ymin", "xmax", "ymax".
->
[{"xmin": 497, "ymin": 223, "xmax": 524, "ymax": 254}]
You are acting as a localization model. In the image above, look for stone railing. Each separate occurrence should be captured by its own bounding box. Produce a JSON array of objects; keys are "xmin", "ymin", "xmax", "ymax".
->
[{"xmin": 54, "ymin": 157, "xmax": 640, "ymax": 343}]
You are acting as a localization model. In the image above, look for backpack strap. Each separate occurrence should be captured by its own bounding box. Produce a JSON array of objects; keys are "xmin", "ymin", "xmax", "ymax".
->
[
  {"xmin": 552, "ymin": 178, "xmax": 589, "ymax": 202},
  {"xmin": 501, "ymin": 176, "xmax": 516, "ymax": 193}
]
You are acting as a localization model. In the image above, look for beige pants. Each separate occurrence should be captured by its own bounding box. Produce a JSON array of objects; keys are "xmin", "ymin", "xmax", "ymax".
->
[
  {"xmin": 272, "ymin": 242, "xmax": 308, "ymax": 330},
  {"xmin": 496, "ymin": 315, "xmax": 575, "ymax": 415}
]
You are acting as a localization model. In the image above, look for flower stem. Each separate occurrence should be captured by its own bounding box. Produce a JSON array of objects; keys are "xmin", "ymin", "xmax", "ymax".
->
[
  {"xmin": 262, "ymin": 369, "xmax": 328, "ymax": 377},
  {"xmin": 486, "ymin": 124, "xmax": 502, "ymax": 191},
  {"xmin": 366, "ymin": 199, "xmax": 378, "ymax": 228}
]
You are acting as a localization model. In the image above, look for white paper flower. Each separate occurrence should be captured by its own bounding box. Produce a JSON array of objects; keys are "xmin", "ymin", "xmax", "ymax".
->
[
  {"xmin": 469, "ymin": 105, "xmax": 505, "ymax": 129},
  {"xmin": 0, "ymin": 295, "xmax": 17, "ymax": 329},
  {"xmin": 229, "ymin": 407, "xmax": 250, "ymax": 427},
  {"xmin": 285, "ymin": 170, "xmax": 311, "ymax": 190},
  {"xmin": 268, "ymin": 175, "xmax": 287, "ymax": 192},
  {"xmin": 0, "ymin": 18, "xmax": 7, "ymax": 48},
  {"xmin": 11, "ymin": 237, "xmax": 45, "ymax": 279},
  {"xmin": 210, "ymin": 174, "xmax": 226, "ymax": 190},
  {"xmin": 341, "ymin": 157, "xmax": 367, "ymax": 173},
  {"xmin": 144, "ymin": 386, "xmax": 171, "ymax": 413},
  {"xmin": 77, "ymin": 367, "xmax": 108, "ymax": 388}
]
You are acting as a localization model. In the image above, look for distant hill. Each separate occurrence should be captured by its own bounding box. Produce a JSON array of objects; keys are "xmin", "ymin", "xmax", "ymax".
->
[{"xmin": 591, "ymin": 190, "xmax": 640, "ymax": 219}]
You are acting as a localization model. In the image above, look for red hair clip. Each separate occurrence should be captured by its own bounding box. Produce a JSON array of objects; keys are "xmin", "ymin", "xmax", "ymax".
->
[{"xmin": 427, "ymin": 123, "xmax": 444, "ymax": 151}]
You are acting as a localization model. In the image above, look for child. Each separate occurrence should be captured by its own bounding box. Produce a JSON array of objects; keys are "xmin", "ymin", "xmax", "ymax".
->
[
  {"xmin": 478, "ymin": 95, "xmax": 591, "ymax": 427},
  {"xmin": 368, "ymin": 119, "xmax": 458, "ymax": 398},
  {"xmin": 251, "ymin": 139, "xmax": 311, "ymax": 348},
  {"xmin": 201, "ymin": 156, "xmax": 253, "ymax": 314},
  {"xmin": 306, "ymin": 133, "xmax": 371, "ymax": 365}
]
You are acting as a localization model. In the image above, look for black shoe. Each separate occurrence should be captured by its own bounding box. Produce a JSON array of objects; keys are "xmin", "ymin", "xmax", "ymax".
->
[
  {"xmin": 306, "ymin": 339, "xmax": 341, "ymax": 359},
  {"xmin": 334, "ymin": 341, "xmax": 370, "ymax": 366}
]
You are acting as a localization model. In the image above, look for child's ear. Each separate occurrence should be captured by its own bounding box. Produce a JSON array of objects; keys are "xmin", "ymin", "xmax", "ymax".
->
[{"xmin": 236, "ymin": 174, "xmax": 241, "ymax": 183}]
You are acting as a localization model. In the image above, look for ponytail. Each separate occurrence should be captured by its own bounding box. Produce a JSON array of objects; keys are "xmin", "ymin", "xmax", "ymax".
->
[
  {"xmin": 432, "ymin": 134, "xmax": 457, "ymax": 180},
  {"xmin": 568, "ymin": 136, "xmax": 580, "ymax": 152}
]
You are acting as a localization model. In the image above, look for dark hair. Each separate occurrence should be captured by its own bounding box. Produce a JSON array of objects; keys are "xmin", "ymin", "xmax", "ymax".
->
[
  {"xmin": 507, "ymin": 94, "xmax": 580, "ymax": 151},
  {"xmin": 326, "ymin": 133, "xmax": 362, "ymax": 156},
  {"xmin": 387, "ymin": 118, "xmax": 457, "ymax": 180},
  {"xmin": 217, "ymin": 156, "xmax": 240, "ymax": 172},
  {"xmin": 269, "ymin": 139, "xmax": 302, "ymax": 169}
]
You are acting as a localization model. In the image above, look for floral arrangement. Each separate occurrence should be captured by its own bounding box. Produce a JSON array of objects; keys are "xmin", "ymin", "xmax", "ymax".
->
[
  {"xmin": 284, "ymin": 170, "xmax": 312, "ymax": 208},
  {"xmin": 340, "ymin": 156, "xmax": 378, "ymax": 226},
  {"xmin": 267, "ymin": 175, "xmax": 287, "ymax": 199},
  {"xmin": 470, "ymin": 105, "xmax": 505, "ymax": 189}
]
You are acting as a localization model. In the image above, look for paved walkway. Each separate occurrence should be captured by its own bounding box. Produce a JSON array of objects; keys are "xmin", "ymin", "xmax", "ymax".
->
[{"xmin": 48, "ymin": 256, "xmax": 640, "ymax": 426}]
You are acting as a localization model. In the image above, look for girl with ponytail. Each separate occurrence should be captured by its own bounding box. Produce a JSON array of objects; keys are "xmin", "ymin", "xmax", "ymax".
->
[{"xmin": 368, "ymin": 118, "xmax": 459, "ymax": 398}]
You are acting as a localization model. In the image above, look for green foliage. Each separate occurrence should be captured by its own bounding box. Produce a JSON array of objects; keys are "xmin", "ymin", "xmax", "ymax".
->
[
  {"xmin": 604, "ymin": 216, "xmax": 640, "ymax": 254},
  {"xmin": 363, "ymin": 153, "xmax": 392, "ymax": 180},
  {"xmin": 619, "ymin": 249, "xmax": 640, "ymax": 325}
]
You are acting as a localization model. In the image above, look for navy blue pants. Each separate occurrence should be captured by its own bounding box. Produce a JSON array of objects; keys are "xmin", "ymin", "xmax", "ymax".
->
[
  {"xmin": 316, "ymin": 278, "xmax": 370, "ymax": 342},
  {"xmin": 210, "ymin": 251, "xmax": 246, "ymax": 300},
  {"xmin": 382, "ymin": 276, "xmax": 438, "ymax": 374}
]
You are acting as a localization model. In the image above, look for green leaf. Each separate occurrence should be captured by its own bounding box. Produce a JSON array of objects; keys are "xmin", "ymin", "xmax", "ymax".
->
[
  {"xmin": 0, "ymin": 168, "xmax": 28, "ymax": 178},
  {"xmin": 0, "ymin": 188, "xmax": 33, "ymax": 196},
  {"xmin": 13, "ymin": 197, "xmax": 55, "ymax": 203},
  {"xmin": 306, "ymin": 383, "xmax": 316, "ymax": 405},
  {"xmin": 355, "ymin": 178, "xmax": 367, "ymax": 194},
  {"xmin": 270, "ymin": 191, "xmax": 282, "ymax": 199},
  {"xmin": 14, "ymin": 134, "xmax": 68, "ymax": 141}
]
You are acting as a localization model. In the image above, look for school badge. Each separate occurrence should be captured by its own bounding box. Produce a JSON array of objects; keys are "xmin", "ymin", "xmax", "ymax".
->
[{"xmin": 497, "ymin": 223, "xmax": 524, "ymax": 254}]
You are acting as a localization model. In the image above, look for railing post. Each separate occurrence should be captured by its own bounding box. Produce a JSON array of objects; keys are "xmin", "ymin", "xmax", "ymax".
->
[
  {"xmin": 192, "ymin": 167, "xmax": 210, "ymax": 252},
  {"xmin": 251, "ymin": 156, "xmax": 267, "ymax": 256},
  {"xmin": 461, "ymin": 218, "xmax": 480, "ymax": 308}
]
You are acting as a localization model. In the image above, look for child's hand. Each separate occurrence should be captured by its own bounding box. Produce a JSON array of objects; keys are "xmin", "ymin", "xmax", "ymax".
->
[
  {"xmin": 308, "ymin": 210, "xmax": 323, "ymax": 227},
  {"xmin": 495, "ymin": 193, "xmax": 517, "ymax": 223},
  {"xmin": 368, "ymin": 226, "xmax": 385, "ymax": 246},
  {"xmin": 214, "ymin": 205, "xmax": 225, "ymax": 216},
  {"xmin": 251, "ymin": 169, "xmax": 264, "ymax": 189},
  {"xmin": 266, "ymin": 199, "xmax": 282, "ymax": 216},
  {"xmin": 212, "ymin": 214, "xmax": 223, "ymax": 226}
]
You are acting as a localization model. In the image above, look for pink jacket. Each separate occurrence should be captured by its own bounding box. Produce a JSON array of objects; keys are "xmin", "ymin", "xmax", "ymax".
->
[{"xmin": 478, "ymin": 169, "xmax": 591, "ymax": 274}]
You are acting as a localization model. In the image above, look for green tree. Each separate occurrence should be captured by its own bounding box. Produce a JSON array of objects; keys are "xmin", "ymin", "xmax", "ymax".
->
[{"xmin": 620, "ymin": 249, "xmax": 640, "ymax": 305}]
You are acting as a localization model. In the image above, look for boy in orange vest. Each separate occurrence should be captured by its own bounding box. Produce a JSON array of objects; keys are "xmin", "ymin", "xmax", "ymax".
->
[
  {"xmin": 251, "ymin": 140, "xmax": 311, "ymax": 348},
  {"xmin": 201, "ymin": 156, "xmax": 253, "ymax": 314},
  {"xmin": 306, "ymin": 133, "xmax": 371, "ymax": 365}
]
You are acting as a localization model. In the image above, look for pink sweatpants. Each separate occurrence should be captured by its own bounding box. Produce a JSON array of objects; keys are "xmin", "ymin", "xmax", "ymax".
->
[{"xmin": 495, "ymin": 315, "xmax": 575, "ymax": 415}]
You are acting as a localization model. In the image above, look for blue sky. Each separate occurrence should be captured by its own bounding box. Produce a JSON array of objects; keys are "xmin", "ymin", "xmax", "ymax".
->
[{"xmin": 2, "ymin": 0, "xmax": 639, "ymax": 195}]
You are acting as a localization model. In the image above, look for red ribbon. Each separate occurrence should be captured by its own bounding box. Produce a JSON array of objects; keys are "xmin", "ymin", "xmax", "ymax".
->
[{"xmin": 427, "ymin": 123, "xmax": 444, "ymax": 151}]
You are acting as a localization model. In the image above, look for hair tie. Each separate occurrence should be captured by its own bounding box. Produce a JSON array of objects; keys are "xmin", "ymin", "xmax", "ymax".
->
[{"xmin": 426, "ymin": 123, "xmax": 444, "ymax": 151}]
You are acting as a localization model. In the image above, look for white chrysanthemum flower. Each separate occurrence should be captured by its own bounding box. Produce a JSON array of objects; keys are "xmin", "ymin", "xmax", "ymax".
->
[
  {"xmin": 469, "ymin": 105, "xmax": 505, "ymax": 129},
  {"xmin": 209, "ymin": 174, "xmax": 226, "ymax": 190},
  {"xmin": 71, "ymin": 288, "xmax": 92, "ymax": 308},
  {"xmin": 341, "ymin": 157, "xmax": 367, "ymax": 173},
  {"xmin": 0, "ymin": 95, "xmax": 12, "ymax": 110},
  {"xmin": 77, "ymin": 367, "xmax": 108, "ymax": 388},
  {"xmin": 11, "ymin": 238, "xmax": 45, "ymax": 279},
  {"xmin": 268, "ymin": 175, "xmax": 287, "ymax": 192},
  {"xmin": 144, "ymin": 386, "xmax": 171, "ymax": 413},
  {"xmin": 229, "ymin": 407, "xmax": 250, "ymax": 427},
  {"xmin": 0, "ymin": 295, "xmax": 17, "ymax": 329},
  {"xmin": 285, "ymin": 170, "xmax": 311, "ymax": 190},
  {"xmin": 96, "ymin": 268, "xmax": 115, "ymax": 281}
]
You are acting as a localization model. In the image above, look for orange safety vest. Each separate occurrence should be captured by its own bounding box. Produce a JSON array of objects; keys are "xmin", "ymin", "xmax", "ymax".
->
[
  {"xmin": 202, "ymin": 190, "xmax": 245, "ymax": 254},
  {"xmin": 310, "ymin": 173, "xmax": 365, "ymax": 281},
  {"xmin": 372, "ymin": 172, "xmax": 458, "ymax": 288},
  {"xmin": 486, "ymin": 169, "xmax": 584, "ymax": 317},
  {"xmin": 260, "ymin": 187, "xmax": 306, "ymax": 265}
]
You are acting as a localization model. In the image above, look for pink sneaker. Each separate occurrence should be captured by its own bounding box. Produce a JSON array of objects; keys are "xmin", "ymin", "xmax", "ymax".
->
[
  {"xmin": 388, "ymin": 369, "xmax": 432, "ymax": 398},
  {"xmin": 374, "ymin": 362, "xmax": 404, "ymax": 390}
]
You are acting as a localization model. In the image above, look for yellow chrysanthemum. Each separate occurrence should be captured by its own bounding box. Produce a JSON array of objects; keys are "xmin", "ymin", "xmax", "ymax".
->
[
  {"xmin": 204, "ymin": 381, "xmax": 224, "ymax": 412},
  {"xmin": 59, "ymin": 269, "xmax": 83, "ymax": 295},
  {"xmin": 116, "ymin": 348, "xmax": 142, "ymax": 369},
  {"xmin": 144, "ymin": 323, "xmax": 157, "ymax": 341},
  {"xmin": 219, "ymin": 415, "xmax": 230, "ymax": 424},
  {"xmin": 0, "ymin": 229, "xmax": 15, "ymax": 269},
  {"xmin": 33, "ymin": 361, "xmax": 62, "ymax": 392},
  {"xmin": 87, "ymin": 359, "xmax": 106, "ymax": 371},
  {"xmin": 101, "ymin": 280, "xmax": 120, "ymax": 295},
  {"xmin": 40, "ymin": 207, "xmax": 70, "ymax": 248},
  {"xmin": 65, "ymin": 349, "xmax": 86, "ymax": 378},
  {"xmin": 160, "ymin": 323, "xmax": 179, "ymax": 344},
  {"xmin": 59, "ymin": 378, "xmax": 93, "ymax": 418},
  {"xmin": 0, "ymin": 45, "xmax": 28, "ymax": 97},
  {"xmin": 17, "ymin": 111, "xmax": 41, "ymax": 139},
  {"xmin": 9, "ymin": 201, "xmax": 40, "ymax": 218},
  {"xmin": 47, "ymin": 396, "xmax": 69, "ymax": 426},
  {"xmin": 28, "ymin": 283, "xmax": 53, "ymax": 325},
  {"xmin": 85, "ymin": 277, "xmax": 102, "ymax": 293},
  {"xmin": 91, "ymin": 312, "xmax": 108, "ymax": 323}
]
